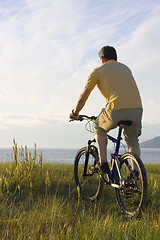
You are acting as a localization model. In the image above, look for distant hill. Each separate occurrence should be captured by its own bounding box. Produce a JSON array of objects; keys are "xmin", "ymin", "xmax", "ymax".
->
[{"xmin": 140, "ymin": 136, "xmax": 160, "ymax": 148}]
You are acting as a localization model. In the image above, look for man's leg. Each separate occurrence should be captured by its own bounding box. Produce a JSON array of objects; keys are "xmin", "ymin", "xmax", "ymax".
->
[
  {"xmin": 123, "ymin": 108, "xmax": 143, "ymax": 170},
  {"xmin": 93, "ymin": 133, "xmax": 110, "ymax": 174},
  {"xmin": 95, "ymin": 133, "xmax": 108, "ymax": 164},
  {"xmin": 128, "ymin": 144, "xmax": 140, "ymax": 172},
  {"xmin": 93, "ymin": 108, "xmax": 114, "ymax": 173},
  {"xmin": 129, "ymin": 145, "xmax": 141, "ymax": 157}
]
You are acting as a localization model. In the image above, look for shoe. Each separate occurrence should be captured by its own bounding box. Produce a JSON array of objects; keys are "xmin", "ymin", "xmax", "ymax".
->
[{"xmin": 90, "ymin": 162, "xmax": 110, "ymax": 174}]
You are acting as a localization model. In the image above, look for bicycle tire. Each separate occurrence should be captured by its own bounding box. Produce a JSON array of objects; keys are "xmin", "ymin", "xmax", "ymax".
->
[
  {"xmin": 74, "ymin": 147, "xmax": 103, "ymax": 201},
  {"xmin": 115, "ymin": 152, "xmax": 148, "ymax": 216}
]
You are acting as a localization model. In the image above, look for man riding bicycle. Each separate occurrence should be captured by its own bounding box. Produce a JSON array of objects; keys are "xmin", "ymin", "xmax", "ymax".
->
[{"xmin": 70, "ymin": 46, "xmax": 143, "ymax": 175}]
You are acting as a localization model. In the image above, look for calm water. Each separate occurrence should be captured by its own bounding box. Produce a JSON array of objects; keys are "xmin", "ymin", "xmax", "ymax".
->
[{"xmin": 0, "ymin": 148, "xmax": 159, "ymax": 165}]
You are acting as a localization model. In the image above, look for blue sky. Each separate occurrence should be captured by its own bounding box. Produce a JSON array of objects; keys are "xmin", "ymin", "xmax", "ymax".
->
[{"xmin": 0, "ymin": 0, "xmax": 160, "ymax": 148}]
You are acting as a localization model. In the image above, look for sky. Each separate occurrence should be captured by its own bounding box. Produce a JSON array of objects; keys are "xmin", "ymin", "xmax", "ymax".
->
[{"xmin": 0, "ymin": 0, "xmax": 160, "ymax": 149}]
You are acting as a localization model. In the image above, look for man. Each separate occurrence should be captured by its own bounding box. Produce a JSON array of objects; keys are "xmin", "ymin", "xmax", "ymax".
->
[{"xmin": 70, "ymin": 46, "xmax": 143, "ymax": 174}]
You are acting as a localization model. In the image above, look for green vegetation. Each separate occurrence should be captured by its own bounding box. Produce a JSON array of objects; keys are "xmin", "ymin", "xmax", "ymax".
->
[{"xmin": 0, "ymin": 144, "xmax": 160, "ymax": 239}]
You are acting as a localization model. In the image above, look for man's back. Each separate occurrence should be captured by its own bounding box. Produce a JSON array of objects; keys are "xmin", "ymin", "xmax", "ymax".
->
[{"xmin": 85, "ymin": 60, "xmax": 142, "ymax": 111}]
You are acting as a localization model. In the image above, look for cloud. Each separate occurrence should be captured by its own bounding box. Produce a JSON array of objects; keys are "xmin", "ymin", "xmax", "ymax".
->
[
  {"xmin": 0, "ymin": 113, "xmax": 64, "ymax": 129},
  {"xmin": 0, "ymin": 0, "xmax": 160, "ymax": 147},
  {"xmin": 118, "ymin": 4, "xmax": 160, "ymax": 66},
  {"xmin": 1, "ymin": 0, "xmax": 158, "ymax": 108},
  {"xmin": 0, "ymin": 1, "xmax": 83, "ymax": 104},
  {"xmin": 146, "ymin": 99, "xmax": 160, "ymax": 105}
]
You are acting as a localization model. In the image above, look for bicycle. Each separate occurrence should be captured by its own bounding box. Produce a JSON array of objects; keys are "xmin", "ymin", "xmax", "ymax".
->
[{"xmin": 73, "ymin": 114, "xmax": 148, "ymax": 217}]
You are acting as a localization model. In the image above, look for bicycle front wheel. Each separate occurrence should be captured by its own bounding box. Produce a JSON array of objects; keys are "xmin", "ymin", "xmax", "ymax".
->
[
  {"xmin": 115, "ymin": 152, "xmax": 148, "ymax": 216},
  {"xmin": 74, "ymin": 147, "xmax": 103, "ymax": 201}
]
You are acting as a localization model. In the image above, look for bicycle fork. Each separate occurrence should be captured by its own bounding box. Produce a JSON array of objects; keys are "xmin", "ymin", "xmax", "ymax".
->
[{"xmin": 82, "ymin": 139, "xmax": 96, "ymax": 177}]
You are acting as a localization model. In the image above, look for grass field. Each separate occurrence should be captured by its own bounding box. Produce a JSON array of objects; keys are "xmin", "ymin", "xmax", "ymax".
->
[{"xmin": 0, "ymin": 161, "xmax": 160, "ymax": 239}]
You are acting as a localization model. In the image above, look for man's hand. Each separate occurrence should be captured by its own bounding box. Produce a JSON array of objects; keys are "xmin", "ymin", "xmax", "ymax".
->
[
  {"xmin": 69, "ymin": 110, "xmax": 79, "ymax": 121},
  {"xmin": 69, "ymin": 113, "xmax": 79, "ymax": 121}
]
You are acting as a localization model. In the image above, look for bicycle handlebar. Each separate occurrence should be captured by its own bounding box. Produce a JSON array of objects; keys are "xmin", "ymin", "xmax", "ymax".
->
[
  {"xmin": 78, "ymin": 115, "xmax": 97, "ymax": 121},
  {"xmin": 69, "ymin": 114, "xmax": 97, "ymax": 122}
]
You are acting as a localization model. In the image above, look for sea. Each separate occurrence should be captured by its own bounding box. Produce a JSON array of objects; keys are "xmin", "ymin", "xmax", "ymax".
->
[{"xmin": 0, "ymin": 147, "xmax": 160, "ymax": 165}]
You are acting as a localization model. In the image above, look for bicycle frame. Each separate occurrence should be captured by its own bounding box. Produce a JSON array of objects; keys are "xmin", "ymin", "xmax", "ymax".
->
[
  {"xmin": 75, "ymin": 115, "xmax": 132, "ymax": 189},
  {"xmin": 88, "ymin": 124, "xmax": 125, "ymax": 189},
  {"xmin": 108, "ymin": 128, "xmax": 123, "ymax": 180}
]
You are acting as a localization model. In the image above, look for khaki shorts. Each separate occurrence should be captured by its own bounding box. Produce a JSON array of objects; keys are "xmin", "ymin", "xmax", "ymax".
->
[{"xmin": 94, "ymin": 108, "xmax": 143, "ymax": 147}]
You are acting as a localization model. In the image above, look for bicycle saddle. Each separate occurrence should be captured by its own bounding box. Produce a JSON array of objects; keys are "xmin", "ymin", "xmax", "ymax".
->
[{"xmin": 118, "ymin": 120, "xmax": 132, "ymax": 126}]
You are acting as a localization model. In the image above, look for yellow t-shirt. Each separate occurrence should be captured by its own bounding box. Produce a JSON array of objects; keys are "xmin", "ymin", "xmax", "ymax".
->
[{"xmin": 85, "ymin": 60, "xmax": 142, "ymax": 111}]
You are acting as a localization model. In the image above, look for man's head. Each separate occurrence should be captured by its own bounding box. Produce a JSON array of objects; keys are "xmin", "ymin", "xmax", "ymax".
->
[{"xmin": 99, "ymin": 46, "xmax": 117, "ymax": 62}]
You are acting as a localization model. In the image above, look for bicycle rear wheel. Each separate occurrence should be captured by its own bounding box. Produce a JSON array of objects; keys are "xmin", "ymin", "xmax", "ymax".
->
[
  {"xmin": 115, "ymin": 152, "xmax": 148, "ymax": 216},
  {"xmin": 74, "ymin": 147, "xmax": 103, "ymax": 201}
]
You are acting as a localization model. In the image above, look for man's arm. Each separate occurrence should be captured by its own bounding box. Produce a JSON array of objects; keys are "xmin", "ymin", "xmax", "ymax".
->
[{"xmin": 70, "ymin": 87, "xmax": 92, "ymax": 119}]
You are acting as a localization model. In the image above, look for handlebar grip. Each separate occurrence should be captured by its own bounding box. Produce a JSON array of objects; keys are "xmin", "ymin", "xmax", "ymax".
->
[{"xmin": 69, "ymin": 115, "xmax": 97, "ymax": 122}]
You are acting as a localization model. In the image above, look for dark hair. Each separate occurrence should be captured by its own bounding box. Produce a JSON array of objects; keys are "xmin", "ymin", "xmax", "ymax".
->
[{"xmin": 99, "ymin": 46, "xmax": 117, "ymax": 61}]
